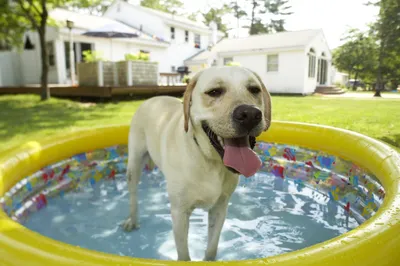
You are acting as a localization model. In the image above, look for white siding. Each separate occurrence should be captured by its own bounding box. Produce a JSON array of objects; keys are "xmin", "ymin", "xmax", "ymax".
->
[
  {"xmin": 229, "ymin": 50, "xmax": 305, "ymax": 94},
  {"xmin": 104, "ymin": 2, "xmax": 166, "ymax": 40},
  {"xmin": 0, "ymin": 52, "xmax": 21, "ymax": 86},
  {"xmin": 165, "ymin": 25, "xmax": 208, "ymax": 71},
  {"xmin": 11, "ymin": 27, "xmax": 61, "ymax": 85},
  {"xmin": 104, "ymin": 1, "xmax": 212, "ymax": 72},
  {"xmin": 304, "ymin": 32, "xmax": 333, "ymax": 93}
]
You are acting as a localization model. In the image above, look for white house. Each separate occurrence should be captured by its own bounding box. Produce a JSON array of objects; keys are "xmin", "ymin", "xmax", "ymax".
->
[
  {"xmin": 184, "ymin": 29, "xmax": 333, "ymax": 95},
  {"xmin": 331, "ymin": 66, "xmax": 349, "ymax": 86},
  {"xmin": 103, "ymin": 0, "xmax": 225, "ymax": 73},
  {"xmin": 0, "ymin": 1, "xmax": 223, "ymax": 87},
  {"xmin": 0, "ymin": 8, "xmax": 170, "ymax": 86}
]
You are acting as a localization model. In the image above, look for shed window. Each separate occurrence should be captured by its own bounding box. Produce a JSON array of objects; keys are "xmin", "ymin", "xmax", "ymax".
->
[
  {"xmin": 308, "ymin": 48, "xmax": 316, "ymax": 78},
  {"xmin": 47, "ymin": 41, "xmax": 55, "ymax": 67},
  {"xmin": 223, "ymin": 57, "xmax": 233, "ymax": 65},
  {"xmin": 267, "ymin": 54, "xmax": 278, "ymax": 72},
  {"xmin": 185, "ymin": 30, "xmax": 189, "ymax": 42}
]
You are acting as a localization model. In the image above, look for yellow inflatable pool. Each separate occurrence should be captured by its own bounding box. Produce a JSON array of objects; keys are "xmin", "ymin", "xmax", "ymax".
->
[{"xmin": 1, "ymin": 121, "xmax": 399, "ymax": 265}]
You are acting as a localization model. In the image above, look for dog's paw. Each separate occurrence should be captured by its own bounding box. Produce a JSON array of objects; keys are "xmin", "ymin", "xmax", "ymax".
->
[{"xmin": 121, "ymin": 217, "xmax": 140, "ymax": 232}]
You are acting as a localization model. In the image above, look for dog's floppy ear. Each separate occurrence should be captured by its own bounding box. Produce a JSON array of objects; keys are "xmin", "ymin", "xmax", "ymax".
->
[
  {"xmin": 245, "ymin": 68, "xmax": 272, "ymax": 131},
  {"xmin": 183, "ymin": 70, "xmax": 204, "ymax": 132}
]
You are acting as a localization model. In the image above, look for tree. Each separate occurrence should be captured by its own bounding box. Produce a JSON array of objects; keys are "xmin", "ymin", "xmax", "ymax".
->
[
  {"xmin": 202, "ymin": 5, "xmax": 230, "ymax": 36},
  {"xmin": 247, "ymin": 0, "xmax": 266, "ymax": 35},
  {"xmin": 245, "ymin": 0, "xmax": 293, "ymax": 35},
  {"xmin": 229, "ymin": 1, "xmax": 247, "ymax": 37},
  {"xmin": 0, "ymin": 0, "xmax": 99, "ymax": 100},
  {"xmin": 0, "ymin": 2, "xmax": 30, "ymax": 51},
  {"xmin": 187, "ymin": 12, "xmax": 198, "ymax": 21},
  {"xmin": 332, "ymin": 29, "xmax": 378, "ymax": 91},
  {"xmin": 0, "ymin": 0, "xmax": 56, "ymax": 100},
  {"xmin": 65, "ymin": 0, "xmax": 112, "ymax": 15},
  {"xmin": 140, "ymin": 0, "xmax": 184, "ymax": 14},
  {"xmin": 367, "ymin": 0, "xmax": 400, "ymax": 97}
]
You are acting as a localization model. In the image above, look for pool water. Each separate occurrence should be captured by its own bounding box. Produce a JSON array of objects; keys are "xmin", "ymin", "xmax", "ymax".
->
[
  {"xmin": 3, "ymin": 142, "xmax": 384, "ymax": 261},
  {"xmin": 24, "ymin": 169, "xmax": 359, "ymax": 261}
]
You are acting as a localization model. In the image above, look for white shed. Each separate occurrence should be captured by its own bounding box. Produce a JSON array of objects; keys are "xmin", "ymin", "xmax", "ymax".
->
[{"xmin": 184, "ymin": 29, "xmax": 333, "ymax": 95}]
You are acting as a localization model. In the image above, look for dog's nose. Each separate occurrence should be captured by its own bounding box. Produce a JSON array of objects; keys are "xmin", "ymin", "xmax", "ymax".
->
[{"xmin": 232, "ymin": 105, "xmax": 262, "ymax": 131}]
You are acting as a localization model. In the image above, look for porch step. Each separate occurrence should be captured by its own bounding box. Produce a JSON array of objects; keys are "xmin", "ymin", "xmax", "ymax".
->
[{"xmin": 315, "ymin": 86, "xmax": 346, "ymax": 95}]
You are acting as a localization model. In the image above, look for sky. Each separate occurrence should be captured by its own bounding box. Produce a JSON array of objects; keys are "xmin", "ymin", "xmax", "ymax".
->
[{"xmin": 181, "ymin": 0, "xmax": 380, "ymax": 49}]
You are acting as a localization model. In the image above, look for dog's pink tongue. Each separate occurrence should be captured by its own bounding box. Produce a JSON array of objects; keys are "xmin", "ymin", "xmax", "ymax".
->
[{"xmin": 223, "ymin": 137, "xmax": 262, "ymax": 177}]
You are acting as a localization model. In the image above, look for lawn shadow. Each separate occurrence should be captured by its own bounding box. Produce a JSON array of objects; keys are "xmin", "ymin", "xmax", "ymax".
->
[
  {"xmin": 0, "ymin": 96, "xmax": 121, "ymax": 143},
  {"xmin": 378, "ymin": 134, "xmax": 400, "ymax": 150}
]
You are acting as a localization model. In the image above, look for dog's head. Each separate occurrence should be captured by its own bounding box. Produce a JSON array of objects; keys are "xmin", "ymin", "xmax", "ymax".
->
[{"xmin": 183, "ymin": 66, "xmax": 272, "ymax": 177}]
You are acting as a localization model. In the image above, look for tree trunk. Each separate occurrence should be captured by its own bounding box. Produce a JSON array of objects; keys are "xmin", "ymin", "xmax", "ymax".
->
[
  {"xmin": 249, "ymin": 0, "xmax": 256, "ymax": 34},
  {"xmin": 347, "ymin": 71, "xmax": 352, "ymax": 89},
  {"xmin": 236, "ymin": 0, "xmax": 240, "ymax": 37},
  {"xmin": 352, "ymin": 72, "xmax": 358, "ymax": 91},
  {"xmin": 39, "ymin": 0, "xmax": 50, "ymax": 101},
  {"xmin": 38, "ymin": 27, "xmax": 50, "ymax": 101},
  {"xmin": 374, "ymin": 37, "xmax": 386, "ymax": 98}
]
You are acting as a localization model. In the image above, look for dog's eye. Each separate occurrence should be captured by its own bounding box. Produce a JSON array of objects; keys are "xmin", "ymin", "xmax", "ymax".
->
[
  {"xmin": 205, "ymin": 88, "xmax": 224, "ymax": 97},
  {"xmin": 248, "ymin": 86, "xmax": 261, "ymax": 94}
]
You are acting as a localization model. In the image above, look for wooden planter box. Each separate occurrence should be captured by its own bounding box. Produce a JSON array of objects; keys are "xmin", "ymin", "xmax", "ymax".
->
[
  {"xmin": 116, "ymin": 61, "xmax": 158, "ymax": 86},
  {"xmin": 77, "ymin": 61, "xmax": 118, "ymax": 86},
  {"xmin": 77, "ymin": 61, "xmax": 158, "ymax": 87}
]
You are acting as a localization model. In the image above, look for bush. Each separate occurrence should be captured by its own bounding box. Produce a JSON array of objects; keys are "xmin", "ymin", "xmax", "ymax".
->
[
  {"xmin": 82, "ymin": 50, "xmax": 105, "ymax": 63},
  {"xmin": 182, "ymin": 75, "xmax": 190, "ymax": 84},
  {"xmin": 125, "ymin": 52, "xmax": 150, "ymax": 61},
  {"xmin": 226, "ymin": 61, "xmax": 241, "ymax": 66}
]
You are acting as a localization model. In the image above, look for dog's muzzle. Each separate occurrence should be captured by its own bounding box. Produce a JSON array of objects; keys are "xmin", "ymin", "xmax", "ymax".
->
[{"xmin": 232, "ymin": 104, "xmax": 262, "ymax": 133}]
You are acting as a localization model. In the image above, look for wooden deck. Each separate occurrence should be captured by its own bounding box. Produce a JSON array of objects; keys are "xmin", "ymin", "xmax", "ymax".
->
[{"xmin": 0, "ymin": 84, "xmax": 187, "ymax": 98}]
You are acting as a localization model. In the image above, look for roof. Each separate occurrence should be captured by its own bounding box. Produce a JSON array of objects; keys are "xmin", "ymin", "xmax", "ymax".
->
[
  {"xmin": 112, "ymin": 0, "xmax": 209, "ymax": 31},
  {"xmin": 186, "ymin": 29, "xmax": 323, "ymax": 62},
  {"xmin": 49, "ymin": 8, "xmax": 166, "ymax": 43}
]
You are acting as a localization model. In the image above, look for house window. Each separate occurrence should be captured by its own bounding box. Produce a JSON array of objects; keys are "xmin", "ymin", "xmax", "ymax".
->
[
  {"xmin": 185, "ymin": 30, "xmax": 189, "ymax": 42},
  {"xmin": 170, "ymin": 27, "xmax": 175, "ymax": 40},
  {"xmin": 223, "ymin": 57, "xmax": 233, "ymax": 65},
  {"xmin": 171, "ymin": 66, "xmax": 176, "ymax": 72},
  {"xmin": 194, "ymin": 34, "xmax": 201, "ymax": 49},
  {"xmin": 267, "ymin": 54, "xmax": 278, "ymax": 72},
  {"xmin": 24, "ymin": 35, "xmax": 35, "ymax": 50},
  {"xmin": 308, "ymin": 48, "xmax": 316, "ymax": 78},
  {"xmin": 47, "ymin": 41, "xmax": 55, "ymax": 67},
  {"xmin": 140, "ymin": 50, "xmax": 150, "ymax": 54}
]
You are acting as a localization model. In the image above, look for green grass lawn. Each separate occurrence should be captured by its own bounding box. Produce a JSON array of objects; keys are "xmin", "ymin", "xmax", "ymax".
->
[{"xmin": 1, "ymin": 94, "xmax": 399, "ymax": 153}]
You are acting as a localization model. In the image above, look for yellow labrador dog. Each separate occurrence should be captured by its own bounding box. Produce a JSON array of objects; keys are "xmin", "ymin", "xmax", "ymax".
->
[{"xmin": 122, "ymin": 66, "xmax": 272, "ymax": 261}]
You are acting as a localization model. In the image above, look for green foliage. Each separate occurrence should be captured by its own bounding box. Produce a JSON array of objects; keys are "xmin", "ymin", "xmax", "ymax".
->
[
  {"xmin": 83, "ymin": 50, "xmax": 105, "ymax": 63},
  {"xmin": 332, "ymin": 29, "xmax": 378, "ymax": 90},
  {"xmin": 202, "ymin": 5, "xmax": 230, "ymax": 36},
  {"xmin": 181, "ymin": 74, "xmax": 190, "ymax": 84},
  {"xmin": 249, "ymin": 19, "xmax": 270, "ymax": 35},
  {"xmin": 187, "ymin": 12, "xmax": 198, "ymax": 21},
  {"xmin": 244, "ymin": 0, "xmax": 293, "ymax": 35},
  {"xmin": 124, "ymin": 52, "xmax": 150, "ymax": 62},
  {"xmin": 0, "ymin": 1, "xmax": 31, "ymax": 50},
  {"xmin": 140, "ymin": 0, "xmax": 184, "ymax": 14},
  {"xmin": 64, "ymin": 0, "xmax": 112, "ymax": 15},
  {"xmin": 230, "ymin": 1, "xmax": 247, "ymax": 20},
  {"xmin": 226, "ymin": 61, "xmax": 241, "ymax": 66},
  {"xmin": 369, "ymin": 0, "xmax": 400, "ymax": 93}
]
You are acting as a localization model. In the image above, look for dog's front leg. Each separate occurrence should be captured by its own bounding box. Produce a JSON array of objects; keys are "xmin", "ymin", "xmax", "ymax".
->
[
  {"xmin": 171, "ymin": 206, "xmax": 193, "ymax": 261},
  {"xmin": 204, "ymin": 195, "xmax": 229, "ymax": 261}
]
